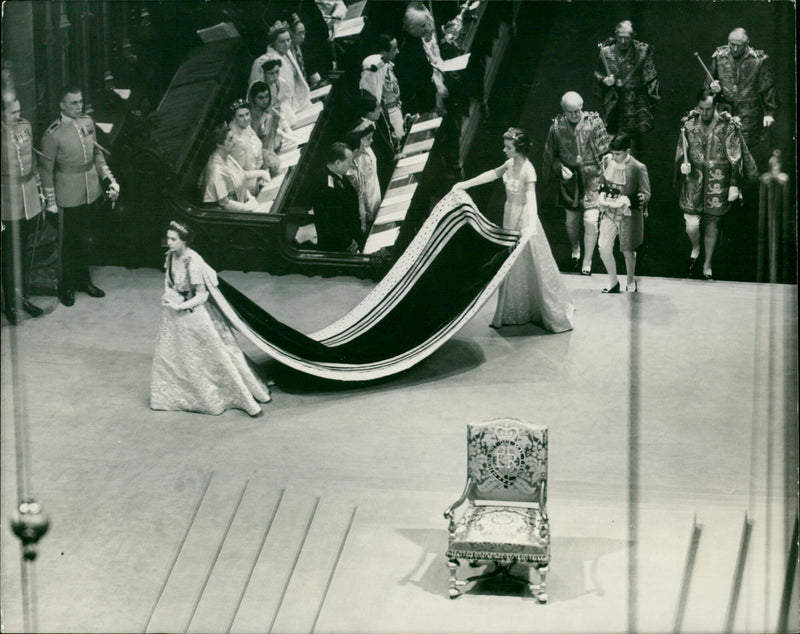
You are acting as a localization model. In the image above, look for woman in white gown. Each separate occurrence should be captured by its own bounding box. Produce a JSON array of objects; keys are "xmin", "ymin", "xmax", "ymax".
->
[
  {"xmin": 150, "ymin": 221, "xmax": 272, "ymax": 416},
  {"xmin": 452, "ymin": 128, "xmax": 575, "ymax": 332}
]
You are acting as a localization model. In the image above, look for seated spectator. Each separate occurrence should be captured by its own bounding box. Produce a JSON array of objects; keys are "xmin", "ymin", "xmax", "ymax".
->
[
  {"xmin": 395, "ymin": 3, "xmax": 448, "ymax": 117},
  {"xmin": 248, "ymin": 74, "xmax": 294, "ymax": 175},
  {"xmin": 229, "ymin": 99, "xmax": 267, "ymax": 193},
  {"xmin": 360, "ymin": 34, "xmax": 406, "ymax": 142},
  {"xmin": 250, "ymin": 21, "xmax": 311, "ymax": 118},
  {"xmin": 312, "ymin": 142, "xmax": 362, "ymax": 253},
  {"xmin": 346, "ymin": 121, "xmax": 381, "ymax": 233},
  {"xmin": 290, "ymin": 13, "xmax": 323, "ymax": 88},
  {"xmin": 199, "ymin": 124, "xmax": 270, "ymax": 211}
]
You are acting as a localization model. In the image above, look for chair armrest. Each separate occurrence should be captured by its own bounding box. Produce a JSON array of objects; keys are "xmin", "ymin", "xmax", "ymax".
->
[
  {"xmin": 443, "ymin": 477, "xmax": 473, "ymax": 520},
  {"xmin": 539, "ymin": 480, "xmax": 548, "ymax": 519}
]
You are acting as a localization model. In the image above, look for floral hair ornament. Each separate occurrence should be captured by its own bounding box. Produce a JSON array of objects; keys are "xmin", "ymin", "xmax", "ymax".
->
[
  {"xmin": 269, "ymin": 20, "xmax": 290, "ymax": 39},
  {"xmin": 231, "ymin": 98, "xmax": 250, "ymax": 113},
  {"xmin": 504, "ymin": 127, "xmax": 526, "ymax": 142}
]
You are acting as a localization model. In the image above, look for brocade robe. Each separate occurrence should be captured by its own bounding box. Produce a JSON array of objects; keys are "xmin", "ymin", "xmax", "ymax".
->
[
  {"xmin": 706, "ymin": 45, "xmax": 779, "ymax": 147},
  {"xmin": 594, "ymin": 39, "xmax": 660, "ymax": 135},
  {"xmin": 542, "ymin": 112, "xmax": 611, "ymax": 210},
  {"xmin": 676, "ymin": 111, "xmax": 757, "ymax": 217}
]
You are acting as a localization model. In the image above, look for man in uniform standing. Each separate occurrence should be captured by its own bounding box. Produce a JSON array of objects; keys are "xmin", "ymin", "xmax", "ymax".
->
[
  {"xmin": 676, "ymin": 90, "xmax": 757, "ymax": 280},
  {"xmin": 542, "ymin": 91, "xmax": 611, "ymax": 275},
  {"xmin": 312, "ymin": 142, "xmax": 362, "ymax": 253},
  {"xmin": 360, "ymin": 34, "xmax": 405, "ymax": 144},
  {"xmin": 706, "ymin": 27, "xmax": 779, "ymax": 162},
  {"xmin": 39, "ymin": 86, "xmax": 119, "ymax": 307},
  {"xmin": 594, "ymin": 20, "xmax": 660, "ymax": 155},
  {"xmin": 1, "ymin": 94, "xmax": 44, "ymax": 323}
]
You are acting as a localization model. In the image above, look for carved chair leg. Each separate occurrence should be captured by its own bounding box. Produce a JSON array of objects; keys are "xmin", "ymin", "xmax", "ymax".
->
[
  {"xmin": 530, "ymin": 564, "xmax": 549, "ymax": 603},
  {"xmin": 448, "ymin": 558, "xmax": 463, "ymax": 598}
]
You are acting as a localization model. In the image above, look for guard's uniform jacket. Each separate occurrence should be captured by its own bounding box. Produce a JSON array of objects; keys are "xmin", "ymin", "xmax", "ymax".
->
[
  {"xmin": 1, "ymin": 118, "xmax": 42, "ymax": 221},
  {"xmin": 706, "ymin": 45, "xmax": 779, "ymax": 147},
  {"xmin": 39, "ymin": 113, "xmax": 113, "ymax": 209}
]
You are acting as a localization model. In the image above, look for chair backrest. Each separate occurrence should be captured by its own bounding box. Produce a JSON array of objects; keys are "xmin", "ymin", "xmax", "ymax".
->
[{"xmin": 467, "ymin": 419, "xmax": 547, "ymax": 504}]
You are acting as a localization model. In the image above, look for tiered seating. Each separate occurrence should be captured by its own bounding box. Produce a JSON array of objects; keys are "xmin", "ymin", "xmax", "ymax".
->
[
  {"xmin": 123, "ymin": 1, "xmax": 519, "ymax": 278},
  {"xmin": 363, "ymin": 116, "xmax": 442, "ymax": 254},
  {"xmin": 254, "ymin": 83, "xmax": 333, "ymax": 212},
  {"xmin": 148, "ymin": 37, "xmax": 246, "ymax": 200},
  {"xmin": 362, "ymin": 0, "xmax": 518, "ymax": 258}
]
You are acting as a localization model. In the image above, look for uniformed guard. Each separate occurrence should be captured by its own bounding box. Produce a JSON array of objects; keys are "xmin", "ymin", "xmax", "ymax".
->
[
  {"xmin": 542, "ymin": 91, "xmax": 612, "ymax": 276},
  {"xmin": 1, "ymin": 94, "xmax": 44, "ymax": 324},
  {"xmin": 359, "ymin": 34, "xmax": 405, "ymax": 142},
  {"xmin": 706, "ymin": 28, "xmax": 779, "ymax": 152},
  {"xmin": 39, "ymin": 86, "xmax": 119, "ymax": 307}
]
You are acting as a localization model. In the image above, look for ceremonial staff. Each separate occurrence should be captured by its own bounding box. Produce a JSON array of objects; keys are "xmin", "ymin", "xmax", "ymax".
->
[
  {"xmin": 680, "ymin": 128, "xmax": 690, "ymax": 166},
  {"xmin": 693, "ymin": 52, "xmax": 714, "ymax": 83},
  {"xmin": 598, "ymin": 43, "xmax": 613, "ymax": 77}
]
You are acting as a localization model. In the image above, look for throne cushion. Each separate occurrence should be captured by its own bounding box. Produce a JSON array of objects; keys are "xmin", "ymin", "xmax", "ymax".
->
[{"xmin": 447, "ymin": 505, "xmax": 550, "ymax": 564}]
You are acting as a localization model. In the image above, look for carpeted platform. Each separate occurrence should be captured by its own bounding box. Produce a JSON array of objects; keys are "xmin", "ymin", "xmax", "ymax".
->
[{"xmin": 1, "ymin": 267, "xmax": 797, "ymax": 633}]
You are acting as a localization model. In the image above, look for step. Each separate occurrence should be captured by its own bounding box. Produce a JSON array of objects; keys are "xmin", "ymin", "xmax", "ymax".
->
[
  {"xmin": 269, "ymin": 497, "xmax": 358, "ymax": 634},
  {"xmin": 186, "ymin": 484, "xmax": 284, "ymax": 633},
  {"xmin": 228, "ymin": 489, "xmax": 320, "ymax": 633},
  {"xmin": 144, "ymin": 473, "xmax": 249, "ymax": 633}
]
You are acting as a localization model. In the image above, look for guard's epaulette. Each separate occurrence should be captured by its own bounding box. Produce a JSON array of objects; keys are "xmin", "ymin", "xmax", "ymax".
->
[
  {"xmin": 599, "ymin": 38, "xmax": 615, "ymax": 48},
  {"xmin": 45, "ymin": 120, "xmax": 61, "ymax": 135},
  {"xmin": 712, "ymin": 45, "xmax": 729, "ymax": 58},
  {"xmin": 750, "ymin": 47, "xmax": 767, "ymax": 59},
  {"xmin": 585, "ymin": 111, "xmax": 602, "ymax": 122}
]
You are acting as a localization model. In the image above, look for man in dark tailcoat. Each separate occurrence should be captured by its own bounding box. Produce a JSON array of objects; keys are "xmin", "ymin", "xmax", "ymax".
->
[{"xmin": 312, "ymin": 142, "xmax": 362, "ymax": 253}]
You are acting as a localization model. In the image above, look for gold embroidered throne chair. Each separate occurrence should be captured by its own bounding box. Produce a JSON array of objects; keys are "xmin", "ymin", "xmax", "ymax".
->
[{"xmin": 443, "ymin": 418, "xmax": 549, "ymax": 601}]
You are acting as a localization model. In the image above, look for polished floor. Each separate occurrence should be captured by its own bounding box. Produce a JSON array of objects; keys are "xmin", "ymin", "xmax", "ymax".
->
[{"xmin": 1, "ymin": 266, "xmax": 797, "ymax": 633}]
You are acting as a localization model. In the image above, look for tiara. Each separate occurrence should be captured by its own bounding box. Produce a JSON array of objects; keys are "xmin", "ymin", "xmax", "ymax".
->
[
  {"xmin": 269, "ymin": 20, "xmax": 290, "ymax": 37},
  {"xmin": 504, "ymin": 127, "xmax": 526, "ymax": 140},
  {"xmin": 169, "ymin": 220, "xmax": 190, "ymax": 235},
  {"xmin": 290, "ymin": 13, "xmax": 302, "ymax": 26},
  {"xmin": 231, "ymin": 98, "xmax": 249, "ymax": 112}
]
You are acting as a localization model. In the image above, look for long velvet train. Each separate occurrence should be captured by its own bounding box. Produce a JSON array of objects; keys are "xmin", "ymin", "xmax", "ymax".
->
[{"xmin": 208, "ymin": 191, "xmax": 529, "ymax": 381}]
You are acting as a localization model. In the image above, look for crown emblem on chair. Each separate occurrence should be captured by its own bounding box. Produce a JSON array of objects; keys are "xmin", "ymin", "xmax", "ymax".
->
[{"xmin": 489, "ymin": 440, "xmax": 523, "ymax": 488}]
